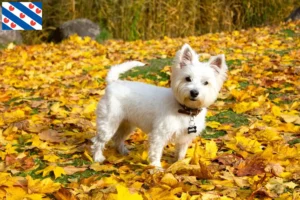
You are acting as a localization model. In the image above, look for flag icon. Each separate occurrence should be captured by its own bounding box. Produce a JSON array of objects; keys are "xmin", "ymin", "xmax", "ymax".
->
[{"xmin": 1, "ymin": 2, "xmax": 42, "ymax": 30}]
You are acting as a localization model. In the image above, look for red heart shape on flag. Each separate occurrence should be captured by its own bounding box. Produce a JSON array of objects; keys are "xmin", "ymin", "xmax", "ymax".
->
[
  {"xmin": 36, "ymin": 8, "xmax": 41, "ymax": 14},
  {"xmin": 30, "ymin": 20, "xmax": 36, "ymax": 26},
  {"xmin": 9, "ymin": 5, "xmax": 14, "ymax": 11},
  {"xmin": 29, "ymin": 3, "xmax": 34, "ymax": 9},
  {"xmin": 4, "ymin": 18, "xmax": 9, "ymax": 23},
  {"xmin": 20, "ymin": 13, "xmax": 25, "ymax": 19},
  {"xmin": 11, "ymin": 23, "xmax": 16, "ymax": 28}
]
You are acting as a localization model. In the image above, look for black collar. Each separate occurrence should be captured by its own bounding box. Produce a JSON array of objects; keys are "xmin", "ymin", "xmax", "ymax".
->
[{"xmin": 178, "ymin": 104, "xmax": 202, "ymax": 116}]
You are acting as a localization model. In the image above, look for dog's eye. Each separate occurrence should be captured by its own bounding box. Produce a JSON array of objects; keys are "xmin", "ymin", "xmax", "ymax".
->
[
  {"xmin": 185, "ymin": 77, "xmax": 192, "ymax": 82},
  {"xmin": 203, "ymin": 81, "xmax": 209, "ymax": 85}
]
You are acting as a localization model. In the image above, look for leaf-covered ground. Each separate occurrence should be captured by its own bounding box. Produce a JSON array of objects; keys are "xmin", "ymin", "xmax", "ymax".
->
[{"xmin": 0, "ymin": 22, "xmax": 300, "ymax": 200}]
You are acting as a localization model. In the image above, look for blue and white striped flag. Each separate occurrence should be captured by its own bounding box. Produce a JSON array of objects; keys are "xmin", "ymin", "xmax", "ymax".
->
[{"xmin": 2, "ymin": 2, "xmax": 42, "ymax": 30}]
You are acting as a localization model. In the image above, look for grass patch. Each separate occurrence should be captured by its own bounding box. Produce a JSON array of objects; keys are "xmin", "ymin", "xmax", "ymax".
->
[
  {"xmin": 122, "ymin": 58, "xmax": 172, "ymax": 81},
  {"xmin": 207, "ymin": 110, "xmax": 249, "ymax": 128},
  {"xmin": 288, "ymin": 138, "xmax": 300, "ymax": 146},
  {"xmin": 281, "ymin": 29, "xmax": 296, "ymax": 37},
  {"xmin": 226, "ymin": 59, "xmax": 242, "ymax": 70},
  {"xmin": 239, "ymin": 81, "xmax": 249, "ymax": 89},
  {"xmin": 202, "ymin": 127, "xmax": 227, "ymax": 139}
]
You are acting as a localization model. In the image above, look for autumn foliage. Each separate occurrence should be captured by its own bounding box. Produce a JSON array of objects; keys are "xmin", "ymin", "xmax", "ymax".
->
[{"xmin": 0, "ymin": 22, "xmax": 300, "ymax": 199}]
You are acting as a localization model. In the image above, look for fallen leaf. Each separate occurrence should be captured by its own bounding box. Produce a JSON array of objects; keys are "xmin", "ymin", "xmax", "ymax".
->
[
  {"xmin": 39, "ymin": 129, "xmax": 66, "ymax": 143},
  {"xmin": 27, "ymin": 175, "xmax": 61, "ymax": 194},
  {"xmin": 160, "ymin": 173, "xmax": 178, "ymax": 187}
]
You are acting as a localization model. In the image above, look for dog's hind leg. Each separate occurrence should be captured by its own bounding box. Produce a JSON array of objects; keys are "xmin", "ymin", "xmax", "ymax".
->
[
  {"xmin": 91, "ymin": 97, "xmax": 123, "ymax": 163},
  {"xmin": 112, "ymin": 121, "xmax": 134, "ymax": 155}
]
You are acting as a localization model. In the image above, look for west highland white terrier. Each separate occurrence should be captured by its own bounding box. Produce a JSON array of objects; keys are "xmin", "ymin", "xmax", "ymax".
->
[{"xmin": 91, "ymin": 44, "xmax": 228, "ymax": 167}]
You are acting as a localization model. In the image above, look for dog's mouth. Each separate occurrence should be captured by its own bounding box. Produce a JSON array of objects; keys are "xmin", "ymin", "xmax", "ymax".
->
[{"xmin": 189, "ymin": 97, "xmax": 197, "ymax": 101}]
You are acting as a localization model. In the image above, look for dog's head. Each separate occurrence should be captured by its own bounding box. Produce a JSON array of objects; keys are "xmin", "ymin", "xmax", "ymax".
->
[{"xmin": 171, "ymin": 44, "xmax": 228, "ymax": 109}]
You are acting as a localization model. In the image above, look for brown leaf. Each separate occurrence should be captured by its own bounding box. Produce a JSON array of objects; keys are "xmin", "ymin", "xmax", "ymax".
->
[
  {"xmin": 21, "ymin": 157, "xmax": 35, "ymax": 170},
  {"xmin": 235, "ymin": 156, "xmax": 266, "ymax": 176},
  {"xmin": 39, "ymin": 129, "xmax": 66, "ymax": 143},
  {"xmin": 5, "ymin": 154, "xmax": 17, "ymax": 166},
  {"xmin": 264, "ymin": 163, "xmax": 283, "ymax": 176},
  {"xmin": 30, "ymin": 100, "xmax": 46, "ymax": 108},
  {"xmin": 249, "ymin": 188, "xmax": 277, "ymax": 200},
  {"xmin": 214, "ymin": 153, "xmax": 244, "ymax": 167},
  {"xmin": 13, "ymin": 120, "xmax": 29, "ymax": 130},
  {"xmin": 197, "ymin": 160, "xmax": 214, "ymax": 179},
  {"xmin": 63, "ymin": 166, "xmax": 87, "ymax": 175},
  {"xmin": 53, "ymin": 188, "xmax": 78, "ymax": 200}
]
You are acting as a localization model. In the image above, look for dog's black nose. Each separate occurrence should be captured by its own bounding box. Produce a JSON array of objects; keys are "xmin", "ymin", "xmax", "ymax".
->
[{"xmin": 190, "ymin": 90, "xmax": 199, "ymax": 98}]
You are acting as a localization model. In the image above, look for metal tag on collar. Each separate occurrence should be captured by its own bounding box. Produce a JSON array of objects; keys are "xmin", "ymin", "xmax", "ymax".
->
[{"xmin": 188, "ymin": 114, "xmax": 197, "ymax": 134}]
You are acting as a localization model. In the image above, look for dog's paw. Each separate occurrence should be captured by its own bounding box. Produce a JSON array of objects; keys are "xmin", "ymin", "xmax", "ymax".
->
[
  {"xmin": 117, "ymin": 145, "xmax": 130, "ymax": 155},
  {"xmin": 148, "ymin": 166, "xmax": 164, "ymax": 174},
  {"xmin": 150, "ymin": 161, "xmax": 162, "ymax": 168},
  {"xmin": 93, "ymin": 152, "xmax": 106, "ymax": 163}
]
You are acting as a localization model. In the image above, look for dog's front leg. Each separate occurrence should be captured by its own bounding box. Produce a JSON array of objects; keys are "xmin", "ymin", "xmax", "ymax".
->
[
  {"xmin": 148, "ymin": 133, "xmax": 166, "ymax": 168},
  {"xmin": 175, "ymin": 141, "xmax": 191, "ymax": 160}
]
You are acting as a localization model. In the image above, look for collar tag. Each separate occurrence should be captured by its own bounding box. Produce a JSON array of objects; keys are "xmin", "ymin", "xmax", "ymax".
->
[{"xmin": 188, "ymin": 115, "xmax": 197, "ymax": 134}]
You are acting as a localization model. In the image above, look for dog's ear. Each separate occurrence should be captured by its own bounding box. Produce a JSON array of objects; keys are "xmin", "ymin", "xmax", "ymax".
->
[
  {"xmin": 208, "ymin": 54, "xmax": 227, "ymax": 73},
  {"xmin": 178, "ymin": 44, "xmax": 195, "ymax": 68}
]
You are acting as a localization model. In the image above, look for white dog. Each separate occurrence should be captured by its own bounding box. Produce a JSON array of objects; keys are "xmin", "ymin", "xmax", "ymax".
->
[{"xmin": 91, "ymin": 44, "xmax": 227, "ymax": 167}]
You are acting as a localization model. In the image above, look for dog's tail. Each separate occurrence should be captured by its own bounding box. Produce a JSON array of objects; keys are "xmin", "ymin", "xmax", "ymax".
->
[{"xmin": 106, "ymin": 61, "xmax": 146, "ymax": 84}]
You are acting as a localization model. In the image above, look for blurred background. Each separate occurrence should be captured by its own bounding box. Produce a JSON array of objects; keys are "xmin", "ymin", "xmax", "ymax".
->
[{"xmin": 1, "ymin": 0, "xmax": 299, "ymax": 44}]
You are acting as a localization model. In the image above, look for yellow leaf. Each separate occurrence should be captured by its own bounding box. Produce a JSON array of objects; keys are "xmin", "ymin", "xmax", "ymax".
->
[
  {"xmin": 225, "ymin": 136, "xmax": 262, "ymax": 155},
  {"xmin": 3, "ymin": 109, "xmax": 25, "ymax": 123},
  {"xmin": 201, "ymin": 193, "xmax": 220, "ymax": 200},
  {"xmin": 53, "ymin": 166, "xmax": 66, "ymax": 179},
  {"xmin": 0, "ymin": 173, "xmax": 18, "ymax": 187},
  {"xmin": 50, "ymin": 102, "xmax": 68, "ymax": 118},
  {"xmin": 230, "ymin": 89, "xmax": 251, "ymax": 101},
  {"xmin": 0, "ymin": 117, "xmax": 4, "ymax": 126},
  {"xmin": 84, "ymin": 149, "xmax": 93, "ymax": 162},
  {"xmin": 141, "ymin": 150, "xmax": 148, "ymax": 161},
  {"xmin": 27, "ymin": 176, "xmax": 61, "ymax": 194},
  {"xmin": 7, "ymin": 42, "xmax": 15, "ymax": 50},
  {"xmin": 200, "ymin": 184, "xmax": 215, "ymax": 191},
  {"xmin": 116, "ymin": 185, "xmax": 143, "ymax": 200},
  {"xmin": 43, "ymin": 154, "xmax": 60, "ymax": 163},
  {"xmin": 158, "ymin": 80, "xmax": 168, "ymax": 86},
  {"xmin": 280, "ymin": 113, "xmax": 300, "ymax": 123},
  {"xmin": 180, "ymin": 192, "xmax": 189, "ymax": 200},
  {"xmin": 160, "ymin": 173, "xmax": 178, "ymax": 187},
  {"xmin": 5, "ymin": 187, "xmax": 44, "ymax": 200},
  {"xmin": 36, "ymin": 165, "xmax": 66, "ymax": 179},
  {"xmin": 83, "ymin": 101, "xmax": 97, "ymax": 117},
  {"xmin": 262, "ymin": 115, "xmax": 278, "ymax": 123},
  {"xmin": 271, "ymin": 105, "xmax": 281, "ymax": 116},
  {"xmin": 50, "ymin": 102, "xmax": 61, "ymax": 113},
  {"xmin": 232, "ymin": 101, "xmax": 259, "ymax": 114},
  {"xmin": 220, "ymin": 197, "xmax": 233, "ymax": 200},
  {"xmin": 205, "ymin": 140, "xmax": 218, "ymax": 160},
  {"xmin": 206, "ymin": 121, "xmax": 221, "ymax": 129},
  {"xmin": 131, "ymin": 182, "xmax": 143, "ymax": 190},
  {"xmin": 220, "ymin": 171, "xmax": 249, "ymax": 187},
  {"xmin": 29, "ymin": 135, "xmax": 48, "ymax": 149},
  {"xmin": 192, "ymin": 140, "xmax": 218, "ymax": 164},
  {"xmin": 90, "ymin": 162, "xmax": 116, "ymax": 171},
  {"xmin": 254, "ymin": 128, "xmax": 282, "ymax": 141},
  {"xmin": 102, "ymin": 176, "xmax": 118, "ymax": 185}
]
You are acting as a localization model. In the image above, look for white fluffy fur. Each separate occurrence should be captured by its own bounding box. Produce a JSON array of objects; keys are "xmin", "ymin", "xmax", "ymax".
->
[{"xmin": 91, "ymin": 44, "xmax": 228, "ymax": 167}]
